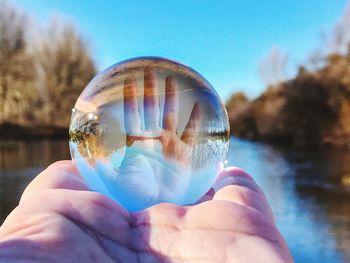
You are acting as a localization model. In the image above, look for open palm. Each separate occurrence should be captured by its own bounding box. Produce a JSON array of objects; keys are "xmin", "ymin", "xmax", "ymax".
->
[
  {"xmin": 101, "ymin": 67, "xmax": 201, "ymax": 211},
  {"xmin": 0, "ymin": 161, "xmax": 293, "ymax": 262}
]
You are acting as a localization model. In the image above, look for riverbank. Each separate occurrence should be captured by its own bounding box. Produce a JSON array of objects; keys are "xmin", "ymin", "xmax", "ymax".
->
[
  {"xmin": 226, "ymin": 51, "xmax": 350, "ymax": 148},
  {"xmin": 1, "ymin": 119, "xmax": 349, "ymax": 148},
  {"xmin": 0, "ymin": 123, "xmax": 68, "ymax": 140}
]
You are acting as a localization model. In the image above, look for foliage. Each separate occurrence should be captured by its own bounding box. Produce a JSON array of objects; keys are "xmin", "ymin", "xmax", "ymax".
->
[
  {"xmin": 227, "ymin": 46, "xmax": 350, "ymax": 147},
  {"xmin": 0, "ymin": 1, "xmax": 96, "ymax": 132},
  {"xmin": 35, "ymin": 19, "xmax": 96, "ymax": 127},
  {"xmin": 0, "ymin": 1, "xmax": 37, "ymax": 126}
]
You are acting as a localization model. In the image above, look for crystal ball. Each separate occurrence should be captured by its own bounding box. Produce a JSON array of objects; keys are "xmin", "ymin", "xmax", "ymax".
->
[{"xmin": 69, "ymin": 57, "xmax": 230, "ymax": 211}]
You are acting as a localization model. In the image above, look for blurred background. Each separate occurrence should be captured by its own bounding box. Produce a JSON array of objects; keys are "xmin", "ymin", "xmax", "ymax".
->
[{"xmin": 1, "ymin": 0, "xmax": 350, "ymax": 262}]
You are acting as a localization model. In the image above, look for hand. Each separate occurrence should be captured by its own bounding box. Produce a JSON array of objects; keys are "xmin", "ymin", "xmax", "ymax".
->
[
  {"xmin": 0, "ymin": 161, "xmax": 293, "ymax": 262},
  {"xmin": 80, "ymin": 67, "xmax": 204, "ymax": 211},
  {"xmin": 124, "ymin": 67, "xmax": 200, "ymax": 163}
]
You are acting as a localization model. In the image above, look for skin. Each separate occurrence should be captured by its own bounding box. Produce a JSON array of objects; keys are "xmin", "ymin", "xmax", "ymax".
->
[
  {"xmin": 0, "ymin": 69, "xmax": 294, "ymax": 262},
  {"xmin": 123, "ymin": 68, "xmax": 199, "ymax": 164}
]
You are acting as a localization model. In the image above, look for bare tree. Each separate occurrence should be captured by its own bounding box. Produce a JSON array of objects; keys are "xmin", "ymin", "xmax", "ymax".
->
[
  {"xmin": 329, "ymin": 1, "xmax": 350, "ymax": 54},
  {"xmin": 304, "ymin": 1, "xmax": 350, "ymax": 71},
  {"xmin": 0, "ymin": 0, "xmax": 37, "ymax": 125},
  {"xmin": 258, "ymin": 45, "xmax": 289, "ymax": 87},
  {"xmin": 35, "ymin": 19, "xmax": 96, "ymax": 127}
]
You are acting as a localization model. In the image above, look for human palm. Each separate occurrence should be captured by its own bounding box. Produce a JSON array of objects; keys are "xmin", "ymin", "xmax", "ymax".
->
[
  {"xmin": 0, "ymin": 161, "xmax": 293, "ymax": 262},
  {"xmin": 102, "ymin": 68, "xmax": 201, "ymax": 211}
]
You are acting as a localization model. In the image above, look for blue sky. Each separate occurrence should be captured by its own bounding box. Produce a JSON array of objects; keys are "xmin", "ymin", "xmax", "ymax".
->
[{"xmin": 16, "ymin": 0, "xmax": 347, "ymax": 100}]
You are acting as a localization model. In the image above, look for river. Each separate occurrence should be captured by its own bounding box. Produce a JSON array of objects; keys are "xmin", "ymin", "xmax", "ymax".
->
[{"xmin": 0, "ymin": 138, "xmax": 349, "ymax": 262}]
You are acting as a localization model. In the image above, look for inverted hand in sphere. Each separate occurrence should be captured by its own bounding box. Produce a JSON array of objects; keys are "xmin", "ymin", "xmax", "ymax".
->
[{"xmin": 106, "ymin": 67, "xmax": 201, "ymax": 211}]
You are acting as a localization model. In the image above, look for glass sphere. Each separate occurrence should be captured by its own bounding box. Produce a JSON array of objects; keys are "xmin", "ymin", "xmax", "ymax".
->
[{"xmin": 69, "ymin": 57, "xmax": 230, "ymax": 211}]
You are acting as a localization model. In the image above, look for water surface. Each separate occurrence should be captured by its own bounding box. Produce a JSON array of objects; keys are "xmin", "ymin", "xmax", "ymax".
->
[{"xmin": 0, "ymin": 138, "xmax": 349, "ymax": 262}]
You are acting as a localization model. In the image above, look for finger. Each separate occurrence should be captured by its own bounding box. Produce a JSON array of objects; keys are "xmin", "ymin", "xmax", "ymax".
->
[
  {"xmin": 6, "ymin": 189, "xmax": 141, "ymax": 252},
  {"xmin": 143, "ymin": 67, "xmax": 160, "ymax": 131},
  {"xmin": 20, "ymin": 160, "xmax": 89, "ymax": 203},
  {"xmin": 124, "ymin": 75, "xmax": 141, "ymax": 135},
  {"xmin": 212, "ymin": 167, "xmax": 275, "ymax": 221},
  {"xmin": 162, "ymin": 76, "xmax": 178, "ymax": 132},
  {"xmin": 181, "ymin": 102, "xmax": 200, "ymax": 144}
]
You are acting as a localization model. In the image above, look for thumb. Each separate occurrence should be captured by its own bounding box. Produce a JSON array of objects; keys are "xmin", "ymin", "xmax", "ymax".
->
[{"xmin": 212, "ymin": 167, "xmax": 275, "ymax": 222}]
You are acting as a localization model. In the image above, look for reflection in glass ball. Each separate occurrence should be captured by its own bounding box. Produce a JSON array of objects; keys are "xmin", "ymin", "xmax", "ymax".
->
[{"xmin": 69, "ymin": 57, "xmax": 230, "ymax": 211}]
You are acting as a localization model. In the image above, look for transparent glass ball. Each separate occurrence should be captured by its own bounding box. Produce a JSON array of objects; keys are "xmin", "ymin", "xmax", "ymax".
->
[{"xmin": 69, "ymin": 57, "xmax": 230, "ymax": 211}]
